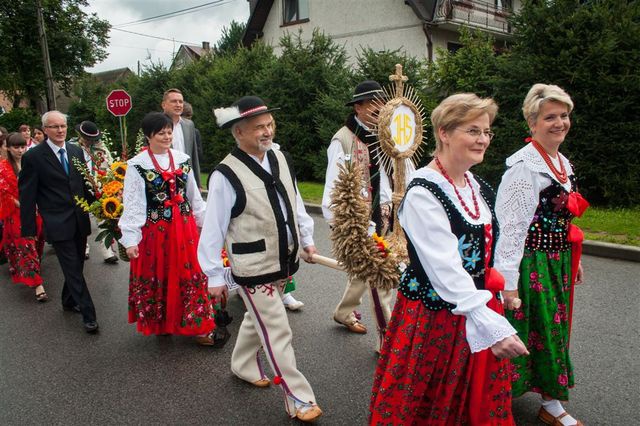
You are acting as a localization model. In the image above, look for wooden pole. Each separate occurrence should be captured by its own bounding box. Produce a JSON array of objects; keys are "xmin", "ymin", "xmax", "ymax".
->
[{"xmin": 36, "ymin": 0, "xmax": 56, "ymax": 110}]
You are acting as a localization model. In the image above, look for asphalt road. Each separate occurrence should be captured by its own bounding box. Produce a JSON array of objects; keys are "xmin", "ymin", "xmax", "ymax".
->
[{"xmin": 0, "ymin": 214, "xmax": 638, "ymax": 425}]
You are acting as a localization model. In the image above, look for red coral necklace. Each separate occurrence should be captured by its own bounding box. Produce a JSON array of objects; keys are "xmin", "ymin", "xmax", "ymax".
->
[
  {"xmin": 434, "ymin": 157, "xmax": 480, "ymax": 220},
  {"xmin": 147, "ymin": 149, "xmax": 175, "ymax": 173},
  {"xmin": 527, "ymin": 137, "xmax": 568, "ymax": 184}
]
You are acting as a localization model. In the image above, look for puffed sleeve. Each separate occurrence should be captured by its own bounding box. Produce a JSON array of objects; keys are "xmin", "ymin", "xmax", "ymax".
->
[
  {"xmin": 118, "ymin": 163, "xmax": 147, "ymax": 248},
  {"xmin": 321, "ymin": 139, "xmax": 344, "ymax": 222},
  {"xmin": 186, "ymin": 169, "xmax": 205, "ymax": 227},
  {"xmin": 399, "ymin": 186, "xmax": 517, "ymax": 353},
  {"xmin": 494, "ymin": 162, "xmax": 541, "ymax": 291}
]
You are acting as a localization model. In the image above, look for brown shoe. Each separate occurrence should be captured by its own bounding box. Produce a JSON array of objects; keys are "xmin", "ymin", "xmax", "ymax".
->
[
  {"xmin": 295, "ymin": 405, "xmax": 323, "ymax": 423},
  {"xmin": 194, "ymin": 334, "xmax": 214, "ymax": 346},
  {"xmin": 334, "ymin": 317, "xmax": 367, "ymax": 334},
  {"xmin": 252, "ymin": 378, "xmax": 271, "ymax": 388},
  {"xmin": 538, "ymin": 406, "xmax": 583, "ymax": 426}
]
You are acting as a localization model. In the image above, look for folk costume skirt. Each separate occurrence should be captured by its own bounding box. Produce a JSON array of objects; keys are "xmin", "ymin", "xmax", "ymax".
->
[
  {"xmin": 127, "ymin": 210, "xmax": 215, "ymax": 336},
  {"xmin": 2, "ymin": 210, "xmax": 44, "ymax": 287},
  {"xmin": 505, "ymin": 248, "xmax": 574, "ymax": 400},
  {"xmin": 370, "ymin": 293, "xmax": 514, "ymax": 425}
]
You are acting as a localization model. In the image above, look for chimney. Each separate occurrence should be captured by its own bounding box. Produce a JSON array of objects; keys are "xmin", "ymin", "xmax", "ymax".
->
[{"xmin": 202, "ymin": 41, "xmax": 210, "ymax": 51}]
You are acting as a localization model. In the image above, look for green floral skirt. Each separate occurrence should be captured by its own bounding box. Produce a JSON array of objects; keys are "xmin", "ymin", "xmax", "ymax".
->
[{"xmin": 505, "ymin": 248, "xmax": 575, "ymax": 400}]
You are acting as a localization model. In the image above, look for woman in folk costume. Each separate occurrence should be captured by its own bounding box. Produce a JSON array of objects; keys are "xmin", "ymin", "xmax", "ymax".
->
[
  {"xmin": 494, "ymin": 84, "xmax": 589, "ymax": 426},
  {"xmin": 0, "ymin": 133, "xmax": 47, "ymax": 301},
  {"xmin": 119, "ymin": 112, "xmax": 216, "ymax": 345},
  {"xmin": 370, "ymin": 94, "xmax": 528, "ymax": 425}
]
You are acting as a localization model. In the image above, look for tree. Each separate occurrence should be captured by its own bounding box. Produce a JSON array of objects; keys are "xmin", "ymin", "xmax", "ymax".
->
[
  {"xmin": 215, "ymin": 20, "xmax": 247, "ymax": 56},
  {"xmin": 0, "ymin": 0, "xmax": 110, "ymax": 109}
]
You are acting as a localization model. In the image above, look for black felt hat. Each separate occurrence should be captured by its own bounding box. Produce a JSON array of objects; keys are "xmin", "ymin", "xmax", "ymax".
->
[
  {"xmin": 345, "ymin": 80, "xmax": 385, "ymax": 106},
  {"xmin": 214, "ymin": 96, "xmax": 280, "ymax": 129},
  {"xmin": 75, "ymin": 121, "xmax": 101, "ymax": 142}
]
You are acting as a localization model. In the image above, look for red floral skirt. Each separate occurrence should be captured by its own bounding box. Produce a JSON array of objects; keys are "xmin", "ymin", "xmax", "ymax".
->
[
  {"xmin": 128, "ymin": 211, "xmax": 215, "ymax": 336},
  {"xmin": 2, "ymin": 210, "xmax": 44, "ymax": 287},
  {"xmin": 370, "ymin": 294, "xmax": 514, "ymax": 425}
]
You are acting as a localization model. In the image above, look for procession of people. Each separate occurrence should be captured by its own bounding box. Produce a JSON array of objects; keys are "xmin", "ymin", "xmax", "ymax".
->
[{"xmin": 0, "ymin": 81, "xmax": 589, "ymax": 425}]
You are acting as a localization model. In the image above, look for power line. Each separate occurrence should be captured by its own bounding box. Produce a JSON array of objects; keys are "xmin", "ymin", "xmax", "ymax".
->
[
  {"xmin": 114, "ymin": 0, "xmax": 233, "ymax": 28},
  {"xmin": 111, "ymin": 27, "xmax": 199, "ymax": 45}
]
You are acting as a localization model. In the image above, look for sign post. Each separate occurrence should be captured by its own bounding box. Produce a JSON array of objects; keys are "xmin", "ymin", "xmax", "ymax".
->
[{"xmin": 106, "ymin": 89, "xmax": 132, "ymax": 158}]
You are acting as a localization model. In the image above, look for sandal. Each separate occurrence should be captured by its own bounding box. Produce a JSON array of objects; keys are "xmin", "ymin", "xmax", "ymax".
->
[{"xmin": 35, "ymin": 290, "xmax": 49, "ymax": 302}]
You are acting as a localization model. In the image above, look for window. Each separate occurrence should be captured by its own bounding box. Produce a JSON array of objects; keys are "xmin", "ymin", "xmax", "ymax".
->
[
  {"xmin": 447, "ymin": 42, "xmax": 463, "ymax": 53},
  {"xmin": 282, "ymin": 0, "xmax": 309, "ymax": 25}
]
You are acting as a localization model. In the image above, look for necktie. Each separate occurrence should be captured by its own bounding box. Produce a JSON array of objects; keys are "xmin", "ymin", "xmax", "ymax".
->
[{"xmin": 59, "ymin": 148, "xmax": 69, "ymax": 175}]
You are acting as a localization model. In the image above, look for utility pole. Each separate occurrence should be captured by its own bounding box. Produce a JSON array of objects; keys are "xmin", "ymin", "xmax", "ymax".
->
[{"xmin": 36, "ymin": 0, "xmax": 57, "ymax": 110}]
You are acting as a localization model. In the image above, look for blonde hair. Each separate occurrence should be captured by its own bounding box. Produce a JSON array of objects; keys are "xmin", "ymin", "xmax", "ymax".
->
[
  {"xmin": 522, "ymin": 83, "xmax": 573, "ymax": 124},
  {"xmin": 431, "ymin": 93, "xmax": 498, "ymax": 153}
]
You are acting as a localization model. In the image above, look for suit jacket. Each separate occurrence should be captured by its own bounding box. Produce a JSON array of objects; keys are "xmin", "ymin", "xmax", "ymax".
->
[
  {"xmin": 180, "ymin": 118, "xmax": 201, "ymax": 188},
  {"xmin": 19, "ymin": 141, "xmax": 92, "ymax": 242}
]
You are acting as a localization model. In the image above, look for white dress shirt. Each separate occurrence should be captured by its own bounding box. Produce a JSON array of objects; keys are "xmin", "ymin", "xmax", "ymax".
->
[
  {"xmin": 171, "ymin": 118, "xmax": 185, "ymax": 154},
  {"xmin": 46, "ymin": 139, "xmax": 69, "ymax": 165},
  {"xmin": 399, "ymin": 167, "xmax": 517, "ymax": 353},
  {"xmin": 118, "ymin": 149, "xmax": 205, "ymax": 248},
  {"xmin": 197, "ymin": 146, "xmax": 314, "ymax": 289}
]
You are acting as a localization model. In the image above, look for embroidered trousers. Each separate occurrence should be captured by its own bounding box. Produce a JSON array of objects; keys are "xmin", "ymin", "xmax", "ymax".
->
[{"xmin": 232, "ymin": 281, "xmax": 316, "ymax": 416}]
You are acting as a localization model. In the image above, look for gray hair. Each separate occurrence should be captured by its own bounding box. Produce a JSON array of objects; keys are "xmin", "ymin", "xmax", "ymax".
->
[
  {"xmin": 522, "ymin": 84, "xmax": 574, "ymax": 124},
  {"xmin": 41, "ymin": 110, "xmax": 68, "ymax": 126}
]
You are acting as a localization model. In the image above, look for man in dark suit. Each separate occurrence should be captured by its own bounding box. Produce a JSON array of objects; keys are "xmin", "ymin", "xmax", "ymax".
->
[
  {"xmin": 19, "ymin": 110, "xmax": 99, "ymax": 333},
  {"xmin": 161, "ymin": 88, "xmax": 201, "ymax": 188}
]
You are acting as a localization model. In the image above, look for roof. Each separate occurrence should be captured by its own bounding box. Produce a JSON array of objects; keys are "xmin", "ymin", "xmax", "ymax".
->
[{"xmin": 91, "ymin": 67, "xmax": 134, "ymax": 85}]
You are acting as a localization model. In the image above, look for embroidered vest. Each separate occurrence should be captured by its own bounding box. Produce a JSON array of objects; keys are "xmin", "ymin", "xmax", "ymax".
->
[
  {"xmin": 398, "ymin": 177, "xmax": 499, "ymax": 311},
  {"xmin": 134, "ymin": 161, "xmax": 192, "ymax": 223},
  {"xmin": 216, "ymin": 148, "xmax": 300, "ymax": 286},
  {"xmin": 525, "ymin": 176, "xmax": 577, "ymax": 252}
]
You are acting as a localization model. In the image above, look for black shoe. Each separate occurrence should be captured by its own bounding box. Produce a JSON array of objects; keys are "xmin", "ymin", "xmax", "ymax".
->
[
  {"xmin": 84, "ymin": 321, "xmax": 99, "ymax": 333},
  {"xmin": 63, "ymin": 305, "xmax": 81, "ymax": 313},
  {"xmin": 104, "ymin": 256, "xmax": 118, "ymax": 264}
]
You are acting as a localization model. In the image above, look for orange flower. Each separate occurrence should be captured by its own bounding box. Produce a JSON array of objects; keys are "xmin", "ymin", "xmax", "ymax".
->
[{"xmin": 102, "ymin": 180, "xmax": 123, "ymax": 197}]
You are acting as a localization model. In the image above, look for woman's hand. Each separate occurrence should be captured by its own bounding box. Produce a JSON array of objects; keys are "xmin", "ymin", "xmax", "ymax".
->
[
  {"xmin": 491, "ymin": 335, "xmax": 529, "ymax": 359},
  {"xmin": 126, "ymin": 245, "xmax": 139, "ymax": 259},
  {"xmin": 575, "ymin": 261, "xmax": 585, "ymax": 285},
  {"xmin": 208, "ymin": 285, "xmax": 228, "ymax": 300},
  {"xmin": 502, "ymin": 290, "xmax": 520, "ymax": 310}
]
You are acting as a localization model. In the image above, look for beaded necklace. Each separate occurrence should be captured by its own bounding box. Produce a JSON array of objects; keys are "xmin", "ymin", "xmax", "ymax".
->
[
  {"xmin": 434, "ymin": 157, "xmax": 480, "ymax": 220},
  {"xmin": 527, "ymin": 137, "xmax": 568, "ymax": 184},
  {"xmin": 147, "ymin": 148, "xmax": 175, "ymax": 173}
]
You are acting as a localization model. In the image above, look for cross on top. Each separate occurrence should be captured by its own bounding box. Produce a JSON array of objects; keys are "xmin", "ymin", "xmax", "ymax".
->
[{"xmin": 389, "ymin": 64, "xmax": 409, "ymax": 98}]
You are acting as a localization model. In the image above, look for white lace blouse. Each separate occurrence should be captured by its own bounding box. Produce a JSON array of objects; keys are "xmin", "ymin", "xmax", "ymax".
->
[
  {"xmin": 118, "ymin": 149, "xmax": 205, "ymax": 248},
  {"xmin": 399, "ymin": 167, "xmax": 517, "ymax": 353},
  {"xmin": 494, "ymin": 143, "xmax": 574, "ymax": 290}
]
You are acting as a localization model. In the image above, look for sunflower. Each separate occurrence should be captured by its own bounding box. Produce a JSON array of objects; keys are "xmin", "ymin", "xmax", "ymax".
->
[
  {"xmin": 102, "ymin": 180, "xmax": 123, "ymax": 196},
  {"xmin": 110, "ymin": 162, "xmax": 127, "ymax": 179},
  {"xmin": 101, "ymin": 197, "xmax": 122, "ymax": 219}
]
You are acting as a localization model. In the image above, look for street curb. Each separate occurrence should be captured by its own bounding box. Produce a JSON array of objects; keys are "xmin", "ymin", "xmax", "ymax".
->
[{"xmin": 303, "ymin": 203, "xmax": 640, "ymax": 263}]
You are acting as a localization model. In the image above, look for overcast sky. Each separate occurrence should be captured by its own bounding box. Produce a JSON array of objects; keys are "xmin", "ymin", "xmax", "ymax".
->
[{"xmin": 83, "ymin": 0, "xmax": 250, "ymax": 73}]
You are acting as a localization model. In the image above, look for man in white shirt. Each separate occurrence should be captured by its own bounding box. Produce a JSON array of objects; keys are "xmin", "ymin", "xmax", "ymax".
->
[
  {"xmin": 161, "ymin": 88, "xmax": 201, "ymax": 188},
  {"xmin": 198, "ymin": 96, "xmax": 322, "ymax": 423}
]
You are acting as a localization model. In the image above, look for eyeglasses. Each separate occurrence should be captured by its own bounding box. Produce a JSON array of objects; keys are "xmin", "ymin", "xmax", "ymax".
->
[
  {"xmin": 456, "ymin": 128, "xmax": 495, "ymax": 141},
  {"xmin": 44, "ymin": 124, "xmax": 67, "ymax": 130}
]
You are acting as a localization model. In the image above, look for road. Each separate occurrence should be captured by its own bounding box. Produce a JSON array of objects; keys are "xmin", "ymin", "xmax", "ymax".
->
[{"xmin": 1, "ymin": 214, "xmax": 638, "ymax": 425}]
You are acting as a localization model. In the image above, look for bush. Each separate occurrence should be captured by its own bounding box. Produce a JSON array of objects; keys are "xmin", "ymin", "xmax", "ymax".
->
[{"xmin": 0, "ymin": 108, "xmax": 40, "ymax": 133}]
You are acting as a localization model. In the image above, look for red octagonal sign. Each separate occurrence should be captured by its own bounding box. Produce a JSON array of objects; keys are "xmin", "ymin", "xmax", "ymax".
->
[{"xmin": 106, "ymin": 89, "xmax": 132, "ymax": 117}]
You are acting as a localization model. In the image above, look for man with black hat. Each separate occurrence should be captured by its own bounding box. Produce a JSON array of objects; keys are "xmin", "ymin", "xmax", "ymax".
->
[
  {"xmin": 197, "ymin": 96, "xmax": 322, "ymax": 423},
  {"xmin": 322, "ymin": 80, "xmax": 412, "ymax": 352},
  {"xmin": 72, "ymin": 120, "xmax": 118, "ymax": 264}
]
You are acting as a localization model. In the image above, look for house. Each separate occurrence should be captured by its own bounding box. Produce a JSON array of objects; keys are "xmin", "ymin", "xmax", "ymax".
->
[
  {"xmin": 171, "ymin": 42, "xmax": 212, "ymax": 70},
  {"xmin": 242, "ymin": 0, "xmax": 520, "ymax": 62}
]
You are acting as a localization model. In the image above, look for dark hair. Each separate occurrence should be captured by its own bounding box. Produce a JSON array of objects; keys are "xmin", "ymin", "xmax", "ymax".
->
[
  {"xmin": 6, "ymin": 132, "xmax": 26, "ymax": 174},
  {"xmin": 141, "ymin": 112, "xmax": 173, "ymax": 138},
  {"xmin": 182, "ymin": 101, "xmax": 193, "ymax": 118},
  {"xmin": 34, "ymin": 125, "xmax": 44, "ymax": 133},
  {"xmin": 0, "ymin": 126, "xmax": 7, "ymax": 146},
  {"xmin": 18, "ymin": 124, "xmax": 30, "ymax": 133}
]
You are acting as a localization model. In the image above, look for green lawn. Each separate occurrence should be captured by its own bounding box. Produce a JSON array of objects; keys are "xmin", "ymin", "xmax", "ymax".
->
[{"xmin": 206, "ymin": 175, "xmax": 640, "ymax": 247}]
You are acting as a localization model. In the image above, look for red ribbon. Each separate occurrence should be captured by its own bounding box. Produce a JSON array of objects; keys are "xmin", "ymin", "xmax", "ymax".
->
[{"xmin": 566, "ymin": 192, "xmax": 589, "ymax": 217}]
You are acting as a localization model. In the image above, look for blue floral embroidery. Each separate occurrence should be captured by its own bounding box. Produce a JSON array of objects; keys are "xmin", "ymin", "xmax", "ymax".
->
[
  {"xmin": 407, "ymin": 278, "xmax": 419, "ymax": 292},
  {"xmin": 464, "ymin": 249, "xmax": 481, "ymax": 269},
  {"xmin": 458, "ymin": 235, "xmax": 472, "ymax": 258},
  {"xmin": 427, "ymin": 289, "xmax": 440, "ymax": 301}
]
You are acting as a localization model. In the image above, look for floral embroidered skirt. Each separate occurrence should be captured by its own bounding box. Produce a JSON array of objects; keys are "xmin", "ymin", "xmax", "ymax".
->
[
  {"xmin": 506, "ymin": 249, "xmax": 574, "ymax": 400},
  {"xmin": 2, "ymin": 211, "xmax": 44, "ymax": 287},
  {"xmin": 370, "ymin": 293, "xmax": 514, "ymax": 425},
  {"xmin": 128, "ymin": 212, "xmax": 215, "ymax": 336}
]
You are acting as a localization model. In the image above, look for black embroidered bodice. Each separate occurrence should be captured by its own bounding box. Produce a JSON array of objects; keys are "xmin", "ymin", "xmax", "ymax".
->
[
  {"xmin": 524, "ymin": 176, "xmax": 576, "ymax": 252},
  {"xmin": 134, "ymin": 162, "xmax": 192, "ymax": 223},
  {"xmin": 398, "ymin": 177, "xmax": 499, "ymax": 311}
]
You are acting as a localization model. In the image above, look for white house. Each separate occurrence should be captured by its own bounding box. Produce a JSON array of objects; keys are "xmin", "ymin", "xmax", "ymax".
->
[{"xmin": 242, "ymin": 0, "xmax": 520, "ymax": 62}]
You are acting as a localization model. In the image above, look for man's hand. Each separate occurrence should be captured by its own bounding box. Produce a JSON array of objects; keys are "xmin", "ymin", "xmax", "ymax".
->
[
  {"xmin": 208, "ymin": 285, "xmax": 228, "ymax": 300},
  {"xmin": 490, "ymin": 335, "xmax": 529, "ymax": 359},
  {"xmin": 126, "ymin": 245, "xmax": 139, "ymax": 259},
  {"xmin": 300, "ymin": 245, "xmax": 317, "ymax": 264}
]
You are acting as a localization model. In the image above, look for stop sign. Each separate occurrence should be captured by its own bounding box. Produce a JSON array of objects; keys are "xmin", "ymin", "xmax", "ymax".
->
[{"xmin": 106, "ymin": 89, "xmax": 132, "ymax": 116}]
